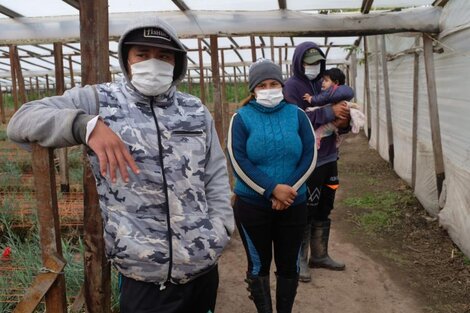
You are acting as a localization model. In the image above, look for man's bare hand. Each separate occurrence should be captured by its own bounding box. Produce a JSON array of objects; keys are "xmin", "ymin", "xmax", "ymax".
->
[
  {"xmin": 87, "ymin": 120, "xmax": 140, "ymax": 183},
  {"xmin": 332, "ymin": 101, "xmax": 350, "ymax": 120}
]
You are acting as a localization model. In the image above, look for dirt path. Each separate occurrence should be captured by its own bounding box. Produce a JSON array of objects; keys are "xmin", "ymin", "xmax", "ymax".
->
[
  {"xmin": 216, "ymin": 228, "xmax": 424, "ymax": 313},
  {"xmin": 215, "ymin": 133, "xmax": 428, "ymax": 313}
]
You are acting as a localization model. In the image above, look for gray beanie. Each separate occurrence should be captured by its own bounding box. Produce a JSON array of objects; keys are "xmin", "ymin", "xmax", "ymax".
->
[{"xmin": 248, "ymin": 59, "xmax": 284, "ymax": 92}]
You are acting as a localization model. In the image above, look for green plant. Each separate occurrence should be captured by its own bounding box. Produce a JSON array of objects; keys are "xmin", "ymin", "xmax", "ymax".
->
[
  {"xmin": 343, "ymin": 191, "xmax": 414, "ymax": 234},
  {"xmin": 0, "ymin": 211, "xmax": 121, "ymax": 311},
  {"xmin": 178, "ymin": 81, "xmax": 249, "ymax": 105},
  {"xmin": 0, "ymin": 129, "xmax": 7, "ymax": 141},
  {"xmin": 0, "ymin": 161, "xmax": 23, "ymax": 192}
]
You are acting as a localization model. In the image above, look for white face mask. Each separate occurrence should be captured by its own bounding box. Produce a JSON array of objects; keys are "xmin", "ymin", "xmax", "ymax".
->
[
  {"xmin": 304, "ymin": 64, "xmax": 321, "ymax": 80},
  {"xmin": 255, "ymin": 88, "xmax": 284, "ymax": 108},
  {"xmin": 130, "ymin": 58, "xmax": 174, "ymax": 96}
]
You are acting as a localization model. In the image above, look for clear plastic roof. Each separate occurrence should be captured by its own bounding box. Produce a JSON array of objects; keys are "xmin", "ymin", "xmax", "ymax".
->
[{"xmin": 0, "ymin": 0, "xmax": 435, "ymax": 88}]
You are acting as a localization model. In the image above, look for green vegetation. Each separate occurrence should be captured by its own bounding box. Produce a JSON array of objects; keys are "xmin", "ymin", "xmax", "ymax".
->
[
  {"xmin": 178, "ymin": 81, "xmax": 249, "ymax": 106},
  {"xmin": 343, "ymin": 190, "xmax": 415, "ymax": 234},
  {"xmin": 0, "ymin": 213, "xmax": 120, "ymax": 312},
  {"xmin": 64, "ymin": 147, "xmax": 85, "ymax": 190},
  {"xmin": 0, "ymin": 161, "xmax": 23, "ymax": 191},
  {"xmin": 0, "ymin": 129, "xmax": 7, "ymax": 142}
]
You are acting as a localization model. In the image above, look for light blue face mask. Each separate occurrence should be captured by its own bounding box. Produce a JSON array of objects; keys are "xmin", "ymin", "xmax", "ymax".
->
[{"xmin": 304, "ymin": 64, "xmax": 321, "ymax": 80}]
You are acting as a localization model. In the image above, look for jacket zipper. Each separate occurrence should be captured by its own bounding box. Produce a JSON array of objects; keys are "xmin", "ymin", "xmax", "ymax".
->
[{"xmin": 150, "ymin": 98, "xmax": 173, "ymax": 290}]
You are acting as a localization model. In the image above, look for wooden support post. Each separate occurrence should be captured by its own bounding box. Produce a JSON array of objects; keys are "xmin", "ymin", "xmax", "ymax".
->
[
  {"xmin": 243, "ymin": 65, "xmax": 247, "ymax": 84},
  {"xmin": 31, "ymin": 145, "xmax": 67, "ymax": 313},
  {"xmin": 250, "ymin": 35, "xmax": 257, "ymax": 62},
  {"xmin": 205, "ymin": 68, "xmax": 210, "ymax": 103},
  {"xmin": 411, "ymin": 36, "xmax": 420, "ymax": 190},
  {"xmin": 270, "ymin": 36, "xmax": 275, "ymax": 61},
  {"xmin": 198, "ymin": 38, "xmax": 206, "ymax": 104},
  {"xmin": 351, "ymin": 51, "xmax": 357, "ymax": 102},
  {"xmin": 45, "ymin": 74, "xmax": 50, "ymax": 95},
  {"xmin": 29, "ymin": 77, "xmax": 34, "ymax": 98},
  {"xmin": 363, "ymin": 36, "xmax": 372, "ymax": 140},
  {"xmin": 0, "ymin": 86, "xmax": 5, "ymax": 124},
  {"xmin": 221, "ymin": 49, "xmax": 226, "ymax": 104},
  {"xmin": 69, "ymin": 55, "xmax": 75, "ymax": 87},
  {"xmin": 233, "ymin": 67, "xmax": 238, "ymax": 104},
  {"xmin": 13, "ymin": 46, "xmax": 27, "ymax": 106},
  {"xmin": 14, "ymin": 255, "xmax": 66, "ymax": 313},
  {"xmin": 54, "ymin": 42, "xmax": 70, "ymax": 193},
  {"xmin": 210, "ymin": 35, "xmax": 224, "ymax": 145},
  {"xmin": 423, "ymin": 33, "xmax": 445, "ymax": 198},
  {"xmin": 35, "ymin": 77, "xmax": 40, "ymax": 97},
  {"xmin": 221, "ymin": 50, "xmax": 229, "ymax": 140},
  {"xmin": 374, "ymin": 36, "xmax": 380, "ymax": 151},
  {"xmin": 8, "ymin": 45, "xmax": 19, "ymax": 111},
  {"xmin": 278, "ymin": 47, "xmax": 282, "ymax": 67},
  {"xmin": 380, "ymin": 35, "xmax": 394, "ymax": 168},
  {"xmin": 79, "ymin": 1, "xmax": 112, "ymax": 312},
  {"xmin": 187, "ymin": 68, "xmax": 192, "ymax": 94}
]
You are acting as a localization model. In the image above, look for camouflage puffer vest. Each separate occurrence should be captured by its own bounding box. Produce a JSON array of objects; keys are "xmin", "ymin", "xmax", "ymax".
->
[{"xmin": 87, "ymin": 82, "xmax": 229, "ymax": 284}]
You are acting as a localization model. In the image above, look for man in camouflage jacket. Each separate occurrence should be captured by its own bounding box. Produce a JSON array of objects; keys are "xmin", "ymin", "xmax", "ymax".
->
[{"xmin": 8, "ymin": 16, "xmax": 234, "ymax": 313}]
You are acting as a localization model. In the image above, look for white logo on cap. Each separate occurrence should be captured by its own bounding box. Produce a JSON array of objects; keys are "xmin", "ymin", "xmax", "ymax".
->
[{"xmin": 143, "ymin": 28, "xmax": 171, "ymax": 41}]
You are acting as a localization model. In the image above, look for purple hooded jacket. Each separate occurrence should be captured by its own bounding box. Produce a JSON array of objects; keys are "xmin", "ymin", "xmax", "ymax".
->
[{"xmin": 284, "ymin": 42, "xmax": 354, "ymax": 167}]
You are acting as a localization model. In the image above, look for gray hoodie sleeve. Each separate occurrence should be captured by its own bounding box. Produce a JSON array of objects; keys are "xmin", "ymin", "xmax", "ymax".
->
[
  {"xmin": 7, "ymin": 85, "xmax": 98, "ymax": 147},
  {"xmin": 203, "ymin": 108, "xmax": 235, "ymax": 236}
]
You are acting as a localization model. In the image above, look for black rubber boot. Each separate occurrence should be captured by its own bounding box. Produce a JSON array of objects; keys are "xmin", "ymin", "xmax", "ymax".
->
[
  {"xmin": 308, "ymin": 219, "xmax": 346, "ymax": 271},
  {"xmin": 245, "ymin": 274, "xmax": 273, "ymax": 313},
  {"xmin": 276, "ymin": 275, "xmax": 299, "ymax": 313},
  {"xmin": 298, "ymin": 226, "xmax": 311, "ymax": 282}
]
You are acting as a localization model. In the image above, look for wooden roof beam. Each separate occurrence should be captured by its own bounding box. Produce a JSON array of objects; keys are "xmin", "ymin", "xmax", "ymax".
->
[
  {"xmin": 432, "ymin": 0, "xmax": 449, "ymax": 7},
  {"xmin": 63, "ymin": 0, "xmax": 80, "ymax": 10},
  {"xmin": 228, "ymin": 36, "xmax": 240, "ymax": 49},
  {"xmin": 361, "ymin": 0, "xmax": 374, "ymax": 14},
  {"xmin": 230, "ymin": 45, "xmax": 244, "ymax": 63},
  {"xmin": 172, "ymin": 0, "xmax": 190, "ymax": 12},
  {"xmin": 0, "ymin": 4, "xmax": 23, "ymax": 18}
]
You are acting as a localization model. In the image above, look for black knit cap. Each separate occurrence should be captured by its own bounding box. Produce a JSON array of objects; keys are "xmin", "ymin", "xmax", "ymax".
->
[
  {"xmin": 124, "ymin": 27, "xmax": 185, "ymax": 53},
  {"xmin": 248, "ymin": 59, "xmax": 284, "ymax": 92}
]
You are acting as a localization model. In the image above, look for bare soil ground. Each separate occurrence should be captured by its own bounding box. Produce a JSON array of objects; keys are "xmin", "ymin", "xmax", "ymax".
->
[{"xmin": 216, "ymin": 132, "xmax": 470, "ymax": 313}]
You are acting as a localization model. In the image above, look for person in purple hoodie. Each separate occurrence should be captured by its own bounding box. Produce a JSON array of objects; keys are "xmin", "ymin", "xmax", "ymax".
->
[{"xmin": 284, "ymin": 42, "xmax": 354, "ymax": 283}]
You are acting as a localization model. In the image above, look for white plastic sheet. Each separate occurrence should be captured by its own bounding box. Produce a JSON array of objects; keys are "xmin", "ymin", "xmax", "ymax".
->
[{"xmin": 355, "ymin": 1, "xmax": 470, "ymax": 256}]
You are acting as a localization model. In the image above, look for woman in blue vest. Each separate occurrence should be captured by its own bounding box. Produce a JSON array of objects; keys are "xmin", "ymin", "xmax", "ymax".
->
[{"xmin": 227, "ymin": 59, "xmax": 317, "ymax": 313}]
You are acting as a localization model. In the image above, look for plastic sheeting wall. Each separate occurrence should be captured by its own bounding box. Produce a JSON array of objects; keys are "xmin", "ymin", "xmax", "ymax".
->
[{"xmin": 354, "ymin": 0, "xmax": 470, "ymax": 257}]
